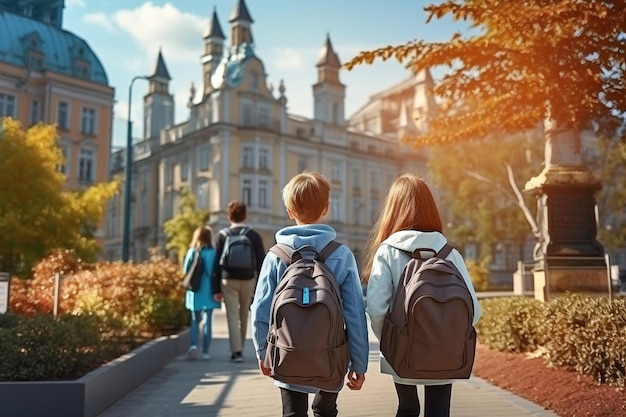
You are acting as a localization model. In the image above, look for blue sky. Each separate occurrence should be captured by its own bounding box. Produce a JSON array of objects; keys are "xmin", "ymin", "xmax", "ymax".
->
[{"xmin": 62, "ymin": 0, "xmax": 466, "ymax": 148}]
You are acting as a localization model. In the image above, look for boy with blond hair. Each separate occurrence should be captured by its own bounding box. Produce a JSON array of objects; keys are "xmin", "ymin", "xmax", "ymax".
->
[{"xmin": 251, "ymin": 171, "xmax": 368, "ymax": 417}]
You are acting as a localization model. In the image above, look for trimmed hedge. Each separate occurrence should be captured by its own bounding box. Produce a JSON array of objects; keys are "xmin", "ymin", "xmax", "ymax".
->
[
  {"xmin": 476, "ymin": 295, "xmax": 626, "ymax": 386},
  {"xmin": 1, "ymin": 249, "xmax": 189, "ymax": 381}
]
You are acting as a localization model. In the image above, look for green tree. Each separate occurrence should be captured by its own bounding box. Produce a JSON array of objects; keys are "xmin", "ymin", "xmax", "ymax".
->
[
  {"xmin": 0, "ymin": 118, "xmax": 119, "ymax": 276},
  {"xmin": 588, "ymin": 135, "xmax": 626, "ymax": 249},
  {"xmin": 163, "ymin": 187, "xmax": 210, "ymax": 264},
  {"xmin": 346, "ymin": 1, "xmax": 625, "ymax": 157},
  {"xmin": 429, "ymin": 132, "xmax": 543, "ymax": 258}
]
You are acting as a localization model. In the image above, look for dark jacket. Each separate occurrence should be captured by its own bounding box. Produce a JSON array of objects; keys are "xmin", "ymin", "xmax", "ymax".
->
[{"xmin": 212, "ymin": 225, "xmax": 265, "ymax": 293}]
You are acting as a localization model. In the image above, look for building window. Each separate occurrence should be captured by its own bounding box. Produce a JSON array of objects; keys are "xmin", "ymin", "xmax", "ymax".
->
[
  {"xmin": 81, "ymin": 107, "xmax": 97, "ymax": 135},
  {"xmin": 259, "ymin": 178, "xmax": 268, "ymax": 208},
  {"xmin": 297, "ymin": 155, "xmax": 307, "ymax": 173},
  {"xmin": 331, "ymin": 161, "xmax": 342, "ymax": 183},
  {"xmin": 28, "ymin": 52, "xmax": 44, "ymax": 70},
  {"xmin": 258, "ymin": 105, "xmax": 270, "ymax": 128},
  {"xmin": 242, "ymin": 178, "xmax": 252, "ymax": 206},
  {"xmin": 78, "ymin": 147, "xmax": 95, "ymax": 182},
  {"xmin": 180, "ymin": 158, "xmax": 189, "ymax": 181},
  {"xmin": 330, "ymin": 192, "xmax": 341, "ymax": 222},
  {"xmin": 165, "ymin": 161, "xmax": 173, "ymax": 186},
  {"xmin": 352, "ymin": 168, "xmax": 361, "ymax": 190},
  {"xmin": 369, "ymin": 170, "xmax": 379, "ymax": 192},
  {"xmin": 241, "ymin": 102, "xmax": 253, "ymax": 126},
  {"xmin": 198, "ymin": 145, "xmax": 209, "ymax": 171},
  {"xmin": 57, "ymin": 101, "xmax": 69, "ymax": 129},
  {"xmin": 369, "ymin": 198, "xmax": 379, "ymax": 224},
  {"xmin": 242, "ymin": 145, "xmax": 254, "ymax": 168},
  {"xmin": 0, "ymin": 93, "xmax": 16, "ymax": 118},
  {"xmin": 30, "ymin": 100, "xmax": 40, "ymax": 125},
  {"xmin": 332, "ymin": 102, "xmax": 339, "ymax": 124},
  {"xmin": 58, "ymin": 143, "xmax": 69, "ymax": 175},
  {"xmin": 251, "ymin": 71, "xmax": 259, "ymax": 89},
  {"xmin": 259, "ymin": 147, "xmax": 269, "ymax": 170},
  {"xmin": 352, "ymin": 198, "xmax": 362, "ymax": 225},
  {"xmin": 109, "ymin": 195, "xmax": 119, "ymax": 237},
  {"xmin": 164, "ymin": 191, "xmax": 174, "ymax": 220},
  {"xmin": 140, "ymin": 190, "xmax": 149, "ymax": 227},
  {"xmin": 197, "ymin": 179, "xmax": 209, "ymax": 209}
]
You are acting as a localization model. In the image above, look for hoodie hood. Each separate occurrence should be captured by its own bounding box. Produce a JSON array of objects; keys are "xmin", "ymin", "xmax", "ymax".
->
[
  {"xmin": 382, "ymin": 230, "xmax": 448, "ymax": 254},
  {"xmin": 274, "ymin": 223, "xmax": 337, "ymax": 251}
]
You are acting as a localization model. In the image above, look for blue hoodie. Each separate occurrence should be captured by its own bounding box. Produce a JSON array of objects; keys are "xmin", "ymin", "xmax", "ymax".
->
[
  {"xmin": 183, "ymin": 247, "xmax": 221, "ymax": 311},
  {"xmin": 250, "ymin": 224, "xmax": 369, "ymax": 393}
]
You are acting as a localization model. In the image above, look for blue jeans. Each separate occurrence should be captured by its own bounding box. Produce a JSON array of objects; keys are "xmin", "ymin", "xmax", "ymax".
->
[{"xmin": 189, "ymin": 309, "xmax": 214, "ymax": 354}]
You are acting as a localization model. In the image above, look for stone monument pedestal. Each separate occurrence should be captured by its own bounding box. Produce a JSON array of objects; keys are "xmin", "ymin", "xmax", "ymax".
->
[{"xmin": 525, "ymin": 165, "xmax": 609, "ymax": 301}]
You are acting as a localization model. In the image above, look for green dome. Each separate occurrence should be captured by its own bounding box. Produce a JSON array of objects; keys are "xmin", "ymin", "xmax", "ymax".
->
[{"xmin": 0, "ymin": 9, "xmax": 109, "ymax": 85}]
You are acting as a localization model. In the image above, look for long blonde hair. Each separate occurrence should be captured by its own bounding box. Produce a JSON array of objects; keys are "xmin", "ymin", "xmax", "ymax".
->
[
  {"xmin": 190, "ymin": 225, "xmax": 214, "ymax": 249},
  {"xmin": 361, "ymin": 173, "xmax": 443, "ymax": 282}
]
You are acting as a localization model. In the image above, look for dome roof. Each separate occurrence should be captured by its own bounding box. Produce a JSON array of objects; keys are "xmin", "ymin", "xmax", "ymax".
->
[{"xmin": 0, "ymin": 10, "xmax": 109, "ymax": 85}]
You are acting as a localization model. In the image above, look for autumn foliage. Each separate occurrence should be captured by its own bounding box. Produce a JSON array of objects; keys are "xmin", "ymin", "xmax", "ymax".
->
[
  {"xmin": 9, "ymin": 249, "xmax": 187, "ymax": 337},
  {"xmin": 0, "ymin": 118, "xmax": 120, "ymax": 276},
  {"xmin": 346, "ymin": 0, "xmax": 626, "ymax": 146}
]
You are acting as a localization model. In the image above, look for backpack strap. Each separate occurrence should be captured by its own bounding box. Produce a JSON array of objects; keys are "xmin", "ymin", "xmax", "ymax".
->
[
  {"xmin": 436, "ymin": 243, "xmax": 454, "ymax": 259},
  {"xmin": 269, "ymin": 243, "xmax": 295, "ymax": 266},
  {"xmin": 238, "ymin": 227, "xmax": 249, "ymax": 236},
  {"xmin": 221, "ymin": 228, "xmax": 233, "ymax": 237},
  {"xmin": 318, "ymin": 240, "xmax": 341, "ymax": 262},
  {"xmin": 269, "ymin": 240, "xmax": 341, "ymax": 266}
]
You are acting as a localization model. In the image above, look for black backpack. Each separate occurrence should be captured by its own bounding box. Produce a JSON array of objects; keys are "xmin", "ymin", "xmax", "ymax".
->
[
  {"xmin": 263, "ymin": 241, "xmax": 350, "ymax": 391},
  {"xmin": 219, "ymin": 227, "xmax": 256, "ymax": 274},
  {"xmin": 380, "ymin": 244, "xmax": 476, "ymax": 379},
  {"xmin": 182, "ymin": 250, "xmax": 203, "ymax": 292}
]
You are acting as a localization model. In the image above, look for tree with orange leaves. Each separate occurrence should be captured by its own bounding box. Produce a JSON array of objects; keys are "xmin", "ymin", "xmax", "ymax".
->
[{"xmin": 346, "ymin": 0, "xmax": 626, "ymax": 148}]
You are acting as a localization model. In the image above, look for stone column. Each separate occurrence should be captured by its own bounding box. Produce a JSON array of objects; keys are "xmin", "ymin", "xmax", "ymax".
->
[{"xmin": 524, "ymin": 119, "xmax": 609, "ymax": 300}]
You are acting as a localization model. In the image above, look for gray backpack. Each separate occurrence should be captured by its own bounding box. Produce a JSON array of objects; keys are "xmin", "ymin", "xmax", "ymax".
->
[
  {"xmin": 263, "ymin": 241, "xmax": 350, "ymax": 391},
  {"xmin": 380, "ymin": 244, "xmax": 476, "ymax": 379},
  {"xmin": 219, "ymin": 227, "xmax": 256, "ymax": 273}
]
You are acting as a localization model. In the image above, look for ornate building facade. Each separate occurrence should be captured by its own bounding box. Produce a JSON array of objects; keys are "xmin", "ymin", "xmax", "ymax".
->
[
  {"xmin": 0, "ymin": 0, "xmax": 114, "ymax": 191},
  {"xmin": 105, "ymin": 0, "xmax": 430, "ymax": 266}
]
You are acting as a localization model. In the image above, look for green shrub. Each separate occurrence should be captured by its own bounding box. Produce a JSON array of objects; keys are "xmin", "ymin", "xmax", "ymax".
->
[
  {"xmin": 476, "ymin": 294, "xmax": 626, "ymax": 387},
  {"xmin": 476, "ymin": 297, "xmax": 546, "ymax": 352},
  {"xmin": 542, "ymin": 294, "xmax": 626, "ymax": 386},
  {"xmin": 3, "ymin": 249, "xmax": 189, "ymax": 381},
  {"xmin": 0, "ymin": 314, "xmax": 128, "ymax": 381}
]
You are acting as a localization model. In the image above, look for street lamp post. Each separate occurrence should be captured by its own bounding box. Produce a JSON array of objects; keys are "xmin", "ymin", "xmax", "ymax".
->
[{"xmin": 122, "ymin": 75, "xmax": 149, "ymax": 262}]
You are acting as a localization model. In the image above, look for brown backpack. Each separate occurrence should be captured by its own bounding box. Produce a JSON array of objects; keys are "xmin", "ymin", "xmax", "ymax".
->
[
  {"xmin": 263, "ymin": 241, "xmax": 350, "ymax": 391},
  {"xmin": 380, "ymin": 244, "xmax": 476, "ymax": 379}
]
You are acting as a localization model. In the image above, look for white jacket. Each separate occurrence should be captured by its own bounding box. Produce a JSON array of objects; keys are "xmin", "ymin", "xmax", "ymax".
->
[{"xmin": 366, "ymin": 230, "xmax": 482, "ymax": 385}]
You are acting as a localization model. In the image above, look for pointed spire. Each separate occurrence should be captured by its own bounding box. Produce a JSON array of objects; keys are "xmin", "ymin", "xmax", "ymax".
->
[
  {"xmin": 205, "ymin": 7, "xmax": 225, "ymax": 39},
  {"xmin": 150, "ymin": 48, "xmax": 171, "ymax": 80},
  {"xmin": 317, "ymin": 33, "xmax": 341, "ymax": 68},
  {"xmin": 229, "ymin": 0, "xmax": 254, "ymax": 23}
]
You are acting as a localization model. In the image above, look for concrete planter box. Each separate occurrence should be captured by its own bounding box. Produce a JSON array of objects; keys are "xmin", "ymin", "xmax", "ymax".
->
[{"xmin": 0, "ymin": 329, "xmax": 189, "ymax": 417}]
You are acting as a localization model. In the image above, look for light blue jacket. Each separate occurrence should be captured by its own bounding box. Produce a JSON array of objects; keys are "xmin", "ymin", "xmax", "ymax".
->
[
  {"xmin": 183, "ymin": 247, "xmax": 221, "ymax": 311},
  {"xmin": 366, "ymin": 230, "xmax": 482, "ymax": 386},
  {"xmin": 251, "ymin": 224, "xmax": 369, "ymax": 393}
]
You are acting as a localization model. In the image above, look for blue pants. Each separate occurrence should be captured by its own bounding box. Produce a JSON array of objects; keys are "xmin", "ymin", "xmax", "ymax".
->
[{"xmin": 189, "ymin": 309, "xmax": 214, "ymax": 354}]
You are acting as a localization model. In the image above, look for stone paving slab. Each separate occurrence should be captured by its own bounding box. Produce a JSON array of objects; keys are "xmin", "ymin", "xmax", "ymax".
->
[{"xmin": 98, "ymin": 308, "xmax": 560, "ymax": 417}]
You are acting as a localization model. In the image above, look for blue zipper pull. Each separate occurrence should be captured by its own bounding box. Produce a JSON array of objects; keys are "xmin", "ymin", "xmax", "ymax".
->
[{"xmin": 303, "ymin": 287, "xmax": 310, "ymax": 305}]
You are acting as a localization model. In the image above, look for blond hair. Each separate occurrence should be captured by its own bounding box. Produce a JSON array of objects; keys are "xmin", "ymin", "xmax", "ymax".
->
[
  {"xmin": 282, "ymin": 171, "xmax": 330, "ymax": 224},
  {"xmin": 361, "ymin": 172, "xmax": 443, "ymax": 282}
]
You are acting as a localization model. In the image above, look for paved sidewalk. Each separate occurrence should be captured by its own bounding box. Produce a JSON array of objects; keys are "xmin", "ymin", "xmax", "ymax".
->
[{"xmin": 98, "ymin": 308, "xmax": 559, "ymax": 417}]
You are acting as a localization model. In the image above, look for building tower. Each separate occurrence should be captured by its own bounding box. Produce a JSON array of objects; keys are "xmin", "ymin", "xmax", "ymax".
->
[
  {"xmin": 201, "ymin": 7, "xmax": 225, "ymax": 97},
  {"xmin": 143, "ymin": 49, "xmax": 174, "ymax": 140},
  {"xmin": 313, "ymin": 34, "xmax": 345, "ymax": 125},
  {"xmin": 229, "ymin": 0, "xmax": 254, "ymax": 48}
]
